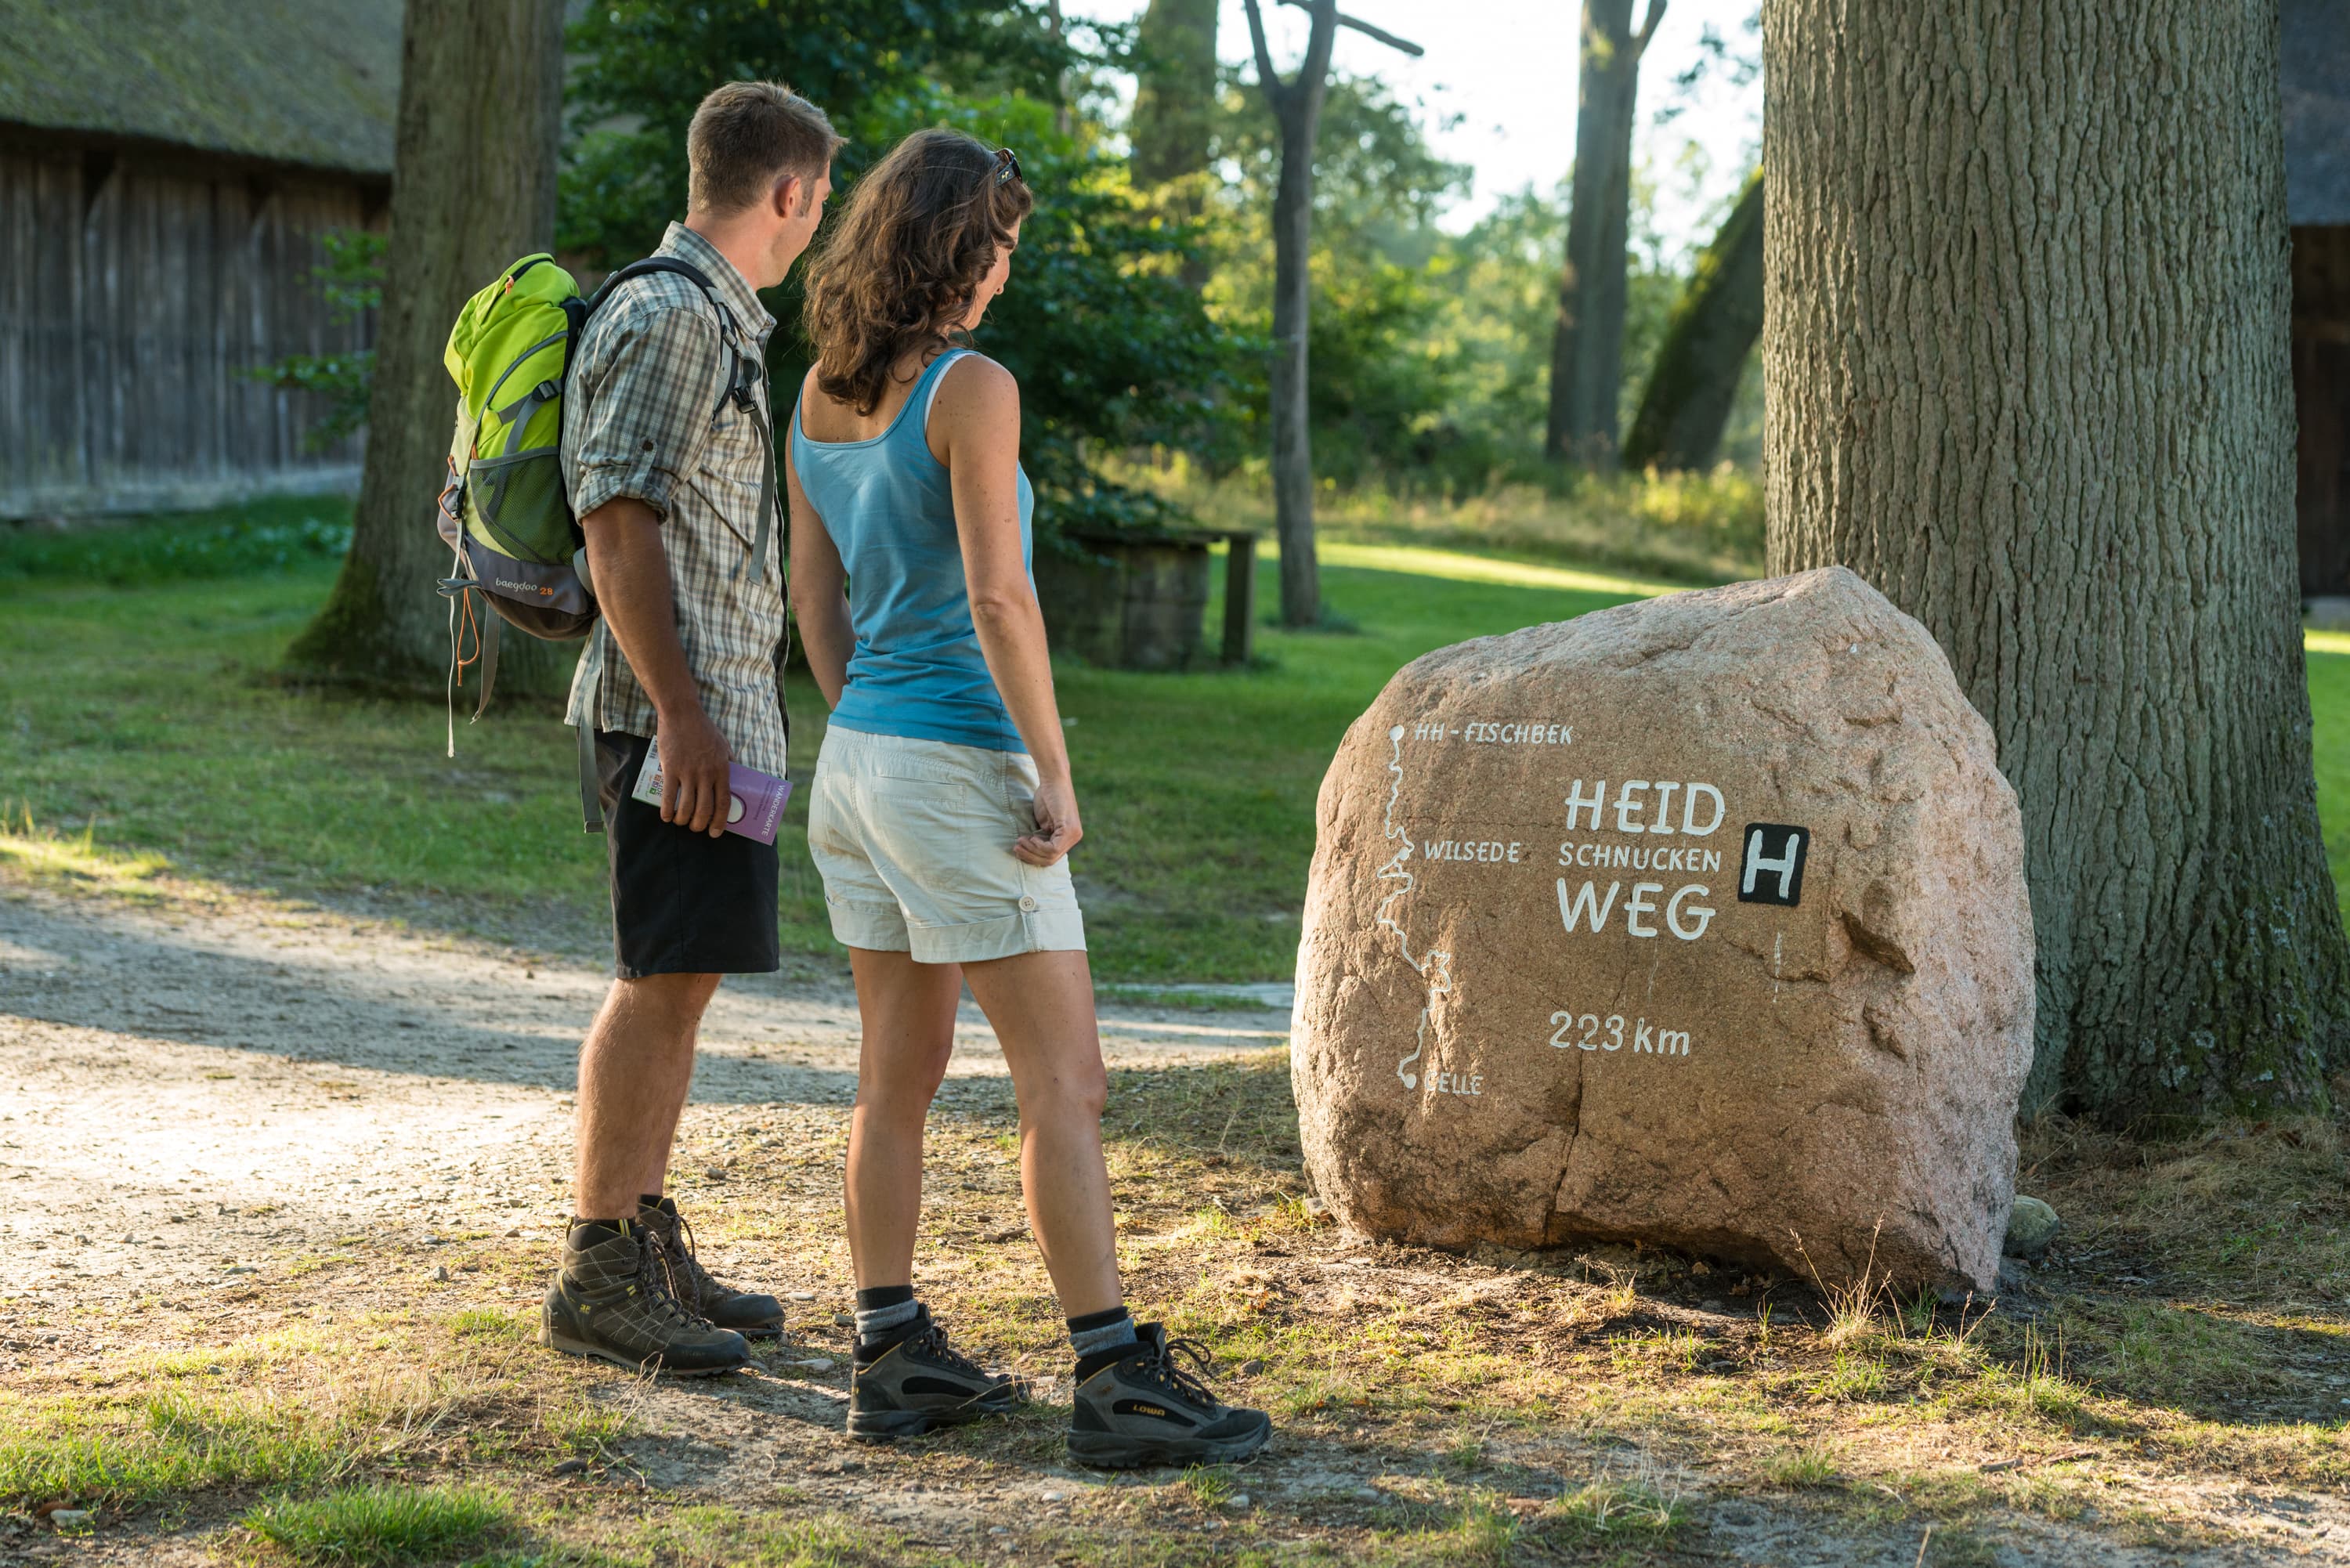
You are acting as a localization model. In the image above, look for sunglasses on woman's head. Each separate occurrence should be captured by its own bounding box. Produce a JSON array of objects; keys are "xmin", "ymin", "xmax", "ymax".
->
[{"xmin": 995, "ymin": 147, "xmax": 1023, "ymax": 186}]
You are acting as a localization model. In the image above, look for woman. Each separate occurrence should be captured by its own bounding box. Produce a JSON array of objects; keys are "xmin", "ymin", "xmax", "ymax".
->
[{"xmin": 786, "ymin": 128, "xmax": 1270, "ymax": 1468}]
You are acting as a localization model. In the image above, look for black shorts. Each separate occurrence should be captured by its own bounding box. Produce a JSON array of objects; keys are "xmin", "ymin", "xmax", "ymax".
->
[{"xmin": 595, "ymin": 730, "xmax": 780, "ymax": 980}]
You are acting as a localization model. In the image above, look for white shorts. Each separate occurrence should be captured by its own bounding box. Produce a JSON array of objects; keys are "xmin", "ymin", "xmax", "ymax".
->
[{"xmin": 806, "ymin": 726, "xmax": 1087, "ymax": 963}]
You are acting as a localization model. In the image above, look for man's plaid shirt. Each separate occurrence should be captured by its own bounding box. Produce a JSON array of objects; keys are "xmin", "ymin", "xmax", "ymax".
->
[{"xmin": 562, "ymin": 223, "xmax": 789, "ymax": 778}]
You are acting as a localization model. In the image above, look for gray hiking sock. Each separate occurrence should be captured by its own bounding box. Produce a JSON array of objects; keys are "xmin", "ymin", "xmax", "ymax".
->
[
  {"xmin": 854, "ymin": 1295, "xmax": 921, "ymax": 1343},
  {"xmin": 1068, "ymin": 1304, "xmax": 1139, "ymax": 1370}
]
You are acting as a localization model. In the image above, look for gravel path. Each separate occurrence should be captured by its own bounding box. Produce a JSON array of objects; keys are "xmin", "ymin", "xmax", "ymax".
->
[{"xmin": 0, "ymin": 886, "xmax": 1286, "ymax": 1306}]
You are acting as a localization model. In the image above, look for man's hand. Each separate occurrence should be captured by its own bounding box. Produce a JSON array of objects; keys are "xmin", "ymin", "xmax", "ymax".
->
[
  {"xmin": 657, "ymin": 705, "xmax": 733, "ymax": 837},
  {"xmin": 582, "ymin": 498, "xmax": 735, "ymax": 837},
  {"xmin": 1015, "ymin": 776, "xmax": 1083, "ymax": 866}
]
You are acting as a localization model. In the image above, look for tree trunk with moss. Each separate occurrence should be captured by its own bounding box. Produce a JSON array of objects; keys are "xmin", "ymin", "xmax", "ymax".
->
[
  {"xmin": 1132, "ymin": 0, "xmax": 1218, "ymax": 187},
  {"xmin": 1132, "ymin": 0, "xmax": 1219, "ymax": 294},
  {"xmin": 1623, "ymin": 168, "xmax": 1761, "ymax": 472},
  {"xmin": 1765, "ymin": 0, "xmax": 2350, "ymax": 1120},
  {"xmin": 287, "ymin": 0, "xmax": 569, "ymax": 697},
  {"xmin": 1546, "ymin": 0, "xmax": 1664, "ymax": 464}
]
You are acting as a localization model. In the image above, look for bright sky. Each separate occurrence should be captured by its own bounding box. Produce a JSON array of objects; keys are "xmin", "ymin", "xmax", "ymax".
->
[{"xmin": 1064, "ymin": 0, "xmax": 1763, "ymax": 255}]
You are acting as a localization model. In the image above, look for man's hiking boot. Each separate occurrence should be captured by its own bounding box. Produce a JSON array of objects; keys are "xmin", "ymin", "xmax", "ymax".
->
[
  {"xmin": 638, "ymin": 1195, "xmax": 785, "ymax": 1339},
  {"xmin": 848, "ymin": 1305, "xmax": 1021, "ymax": 1440},
  {"xmin": 1068, "ymin": 1324, "xmax": 1271, "ymax": 1469},
  {"xmin": 539, "ymin": 1217, "xmax": 749, "ymax": 1377}
]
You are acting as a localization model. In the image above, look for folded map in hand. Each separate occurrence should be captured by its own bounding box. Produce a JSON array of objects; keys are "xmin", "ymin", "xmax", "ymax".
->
[{"xmin": 631, "ymin": 739, "xmax": 791, "ymax": 844}]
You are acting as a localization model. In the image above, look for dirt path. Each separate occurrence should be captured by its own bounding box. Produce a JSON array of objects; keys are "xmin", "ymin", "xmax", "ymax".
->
[
  {"xmin": 3, "ymin": 885, "xmax": 2339, "ymax": 1566},
  {"xmin": 0, "ymin": 886, "xmax": 1285, "ymax": 1309}
]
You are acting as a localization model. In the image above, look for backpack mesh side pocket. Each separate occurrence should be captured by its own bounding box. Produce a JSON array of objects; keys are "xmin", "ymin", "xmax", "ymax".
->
[{"xmin": 464, "ymin": 448, "xmax": 573, "ymax": 565}]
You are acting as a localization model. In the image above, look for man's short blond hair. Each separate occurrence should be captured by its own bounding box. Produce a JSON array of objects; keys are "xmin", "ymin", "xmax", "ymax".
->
[{"xmin": 687, "ymin": 81, "xmax": 842, "ymax": 216}]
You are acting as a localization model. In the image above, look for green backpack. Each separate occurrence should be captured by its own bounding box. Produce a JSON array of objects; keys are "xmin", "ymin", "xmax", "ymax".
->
[{"xmin": 432, "ymin": 252, "xmax": 777, "ymax": 738}]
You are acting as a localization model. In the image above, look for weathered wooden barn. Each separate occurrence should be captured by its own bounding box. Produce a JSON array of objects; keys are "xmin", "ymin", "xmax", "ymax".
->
[
  {"xmin": 2288, "ymin": 0, "xmax": 2350, "ymax": 602},
  {"xmin": 0, "ymin": 0, "xmax": 400, "ymax": 520}
]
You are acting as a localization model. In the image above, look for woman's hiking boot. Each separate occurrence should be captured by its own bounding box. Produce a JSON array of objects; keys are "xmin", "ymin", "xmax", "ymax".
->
[
  {"xmin": 848, "ymin": 1305, "xmax": 1022, "ymax": 1440},
  {"xmin": 1068, "ymin": 1324, "xmax": 1271, "ymax": 1469},
  {"xmin": 637, "ymin": 1195, "xmax": 785, "ymax": 1339},
  {"xmin": 539, "ymin": 1216, "xmax": 750, "ymax": 1377}
]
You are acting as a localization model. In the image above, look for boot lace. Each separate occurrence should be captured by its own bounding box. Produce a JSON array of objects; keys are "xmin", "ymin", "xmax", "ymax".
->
[
  {"xmin": 1137, "ymin": 1335, "xmax": 1223, "ymax": 1410},
  {"xmin": 649, "ymin": 1208, "xmax": 723, "ymax": 1310},
  {"xmin": 909, "ymin": 1317, "xmax": 997, "ymax": 1382},
  {"xmin": 635, "ymin": 1227, "xmax": 716, "ymax": 1330}
]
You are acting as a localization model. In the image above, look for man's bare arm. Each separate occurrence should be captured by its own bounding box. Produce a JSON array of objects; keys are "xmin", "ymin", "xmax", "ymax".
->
[{"xmin": 580, "ymin": 498, "xmax": 730, "ymax": 836}]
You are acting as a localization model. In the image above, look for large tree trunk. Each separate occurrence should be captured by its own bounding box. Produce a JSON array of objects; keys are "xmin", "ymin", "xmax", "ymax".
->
[
  {"xmin": 287, "ymin": 0, "xmax": 568, "ymax": 697},
  {"xmin": 1133, "ymin": 0, "xmax": 1220, "ymax": 294},
  {"xmin": 1622, "ymin": 168, "xmax": 1762, "ymax": 472},
  {"xmin": 1546, "ymin": 0, "xmax": 1661, "ymax": 464},
  {"xmin": 1131, "ymin": 0, "xmax": 1219, "ymax": 186},
  {"xmin": 1765, "ymin": 0, "xmax": 2350, "ymax": 1120},
  {"xmin": 1268, "ymin": 99, "xmax": 1322, "ymax": 627}
]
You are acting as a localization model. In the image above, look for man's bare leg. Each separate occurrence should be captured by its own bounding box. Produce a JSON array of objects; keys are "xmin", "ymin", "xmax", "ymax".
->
[
  {"xmin": 543, "ymin": 969, "xmax": 748, "ymax": 1376},
  {"xmin": 573, "ymin": 971, "xmax": 720, "ymax": 1219}
]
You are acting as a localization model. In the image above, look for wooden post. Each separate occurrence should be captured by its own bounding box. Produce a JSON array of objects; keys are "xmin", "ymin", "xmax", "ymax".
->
[{"xmin": 1221, "ymin": 532, "xmax": 1256, "ymax": 665}]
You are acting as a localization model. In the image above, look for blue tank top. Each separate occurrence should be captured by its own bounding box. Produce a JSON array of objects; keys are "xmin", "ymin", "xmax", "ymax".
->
[{"xmin": 790, "ymin": 349, "xmax": 1036, "ymax": 753}]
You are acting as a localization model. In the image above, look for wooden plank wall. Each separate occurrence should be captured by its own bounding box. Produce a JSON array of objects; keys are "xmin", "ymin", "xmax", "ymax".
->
[{"xmin": 0, "ymin": 146, "xmax": 376, "ymax": 518}]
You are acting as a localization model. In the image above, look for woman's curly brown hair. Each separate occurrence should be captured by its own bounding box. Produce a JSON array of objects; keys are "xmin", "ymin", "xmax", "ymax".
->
[{"xmin": 803, "ymin": 128, "xmax": 1034, "ymax": 417}]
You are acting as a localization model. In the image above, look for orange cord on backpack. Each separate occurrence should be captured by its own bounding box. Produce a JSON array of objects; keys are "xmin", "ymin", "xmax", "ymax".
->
[
  {"xmin": 439, "ymin": 453, "xmax": 484, "ymax": 701},
  {"xmin": 453, "ymin": 583, "xmax": 483, "ymax": 692}
]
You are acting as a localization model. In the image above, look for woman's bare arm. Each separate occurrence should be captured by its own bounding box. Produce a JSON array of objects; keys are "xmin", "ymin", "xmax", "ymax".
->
[
  {"xmin": 934, "ymin": 353, "xmax": 1079, "ymax": 866},
  {"xmin": 785, "ymin": 386, "xmax": 855, "ymax": 710}
]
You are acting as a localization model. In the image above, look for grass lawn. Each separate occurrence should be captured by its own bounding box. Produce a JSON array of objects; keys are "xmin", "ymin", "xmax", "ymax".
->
[
  {"xmin": 11, "ymin": 500, "xmax": 2350, "ymax": 979},
  {"xmin": 0, "ymin": 502, "xmax": 1685, "ymax": 981},
  {"xmin": 12, "ymin": 501, "xmax": 2350, "ymax": 979}
]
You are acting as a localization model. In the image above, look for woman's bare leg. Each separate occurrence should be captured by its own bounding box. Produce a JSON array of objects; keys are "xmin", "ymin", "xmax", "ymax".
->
[
  {"xmin": 843, "ymin": 948, "xmax": 964, "ymax": 1289},
  {"xmin": 960, "ymin": 948, "xmax": 1120, "ymax": 1317}
]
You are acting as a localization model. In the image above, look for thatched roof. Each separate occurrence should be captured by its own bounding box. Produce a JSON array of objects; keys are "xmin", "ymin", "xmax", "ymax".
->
[
  {"xmin": 2286, "ymin": 0, "xmax": 2350, "ymax": 227},
  {"xmin": 0, "ymin": 0, "xmax": 401, "ymax": 175}
]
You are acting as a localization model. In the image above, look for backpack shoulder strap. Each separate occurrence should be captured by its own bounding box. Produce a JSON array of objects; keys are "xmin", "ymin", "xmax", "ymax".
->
[
  {"xmin": 585, "ymin": 257, "xmax": 757, "ymax": 414},
  {"xmin": 584, "ymin": 256, "xmax": 718, "ymax": 312},
  {"xmin": 582, "ymin": 255, "xmax": 776, "ymax": 584}
]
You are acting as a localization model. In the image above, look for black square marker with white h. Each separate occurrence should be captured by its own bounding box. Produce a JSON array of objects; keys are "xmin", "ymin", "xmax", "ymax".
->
[{"xmin": 1737, "ymin": 823, "xmax": 1810, "ymax": 907}]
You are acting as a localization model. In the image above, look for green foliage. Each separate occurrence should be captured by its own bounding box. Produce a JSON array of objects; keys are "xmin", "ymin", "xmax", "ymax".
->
[
  {"xmin": 0, "ymin": 498, "xmax": 352, "ymax": 587},
  {"xmin": 1202, "ymin": 72, "xmax": 1478, "ymax": 484},
  {"xmin": 559, "ymin": 0, "xmax": 1080, "ymax": 269},
  {"xmin": 864, "ymin": 89, "xmax": 1251, "ymax": 540},
  {"xmin": 559, "ymin": 2, "xmax": 1240, "ymax": 543},
  {"xmin": 1199, "ymin": 66, "xmax": 1722, "ymax": 490}
]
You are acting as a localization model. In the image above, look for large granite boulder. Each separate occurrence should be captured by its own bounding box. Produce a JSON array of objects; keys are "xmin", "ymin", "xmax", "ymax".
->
[{"xmin": 1291, "ymin": 568, "xmax": 2034, "ymax": 1292}]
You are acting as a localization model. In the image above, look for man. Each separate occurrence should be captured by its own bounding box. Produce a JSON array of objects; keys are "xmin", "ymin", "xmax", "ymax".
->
[{"xmin": 537, "ymin": 81, "xmax": 841, "ymax": 1376}]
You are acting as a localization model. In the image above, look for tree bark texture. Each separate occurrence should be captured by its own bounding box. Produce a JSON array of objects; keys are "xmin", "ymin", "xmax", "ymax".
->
[
  {"xmin": 287, "ymin": 0, "xmax": 569, "ymax": 697},
  {"xmin": 1623, "ymin": 168, "xmax": 1762, "ymax": 471},
  {"xmin": 1763, "ymin": 0, "xmax": 2350, "ymax": 1119},
  {"xmin": 1246, "ymin": 0, "xmax": 1338, "ymax": 627},
  {"xmin": 1546, "ymin": 0, "xmax": 1662, "ymax": 464},
  {"xmin": 1131, "ymin": 0, "xmax": 1220, "ymax": 187},
  {"xmin": 1133, "ymin": 0, "xmax": 1220, "ymax": 294}
]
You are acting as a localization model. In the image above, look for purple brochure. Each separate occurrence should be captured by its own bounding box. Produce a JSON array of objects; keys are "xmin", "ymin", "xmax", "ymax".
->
[{"xmin": 631, "ymin": 739, "xmax": 792, "ymax": 844}]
